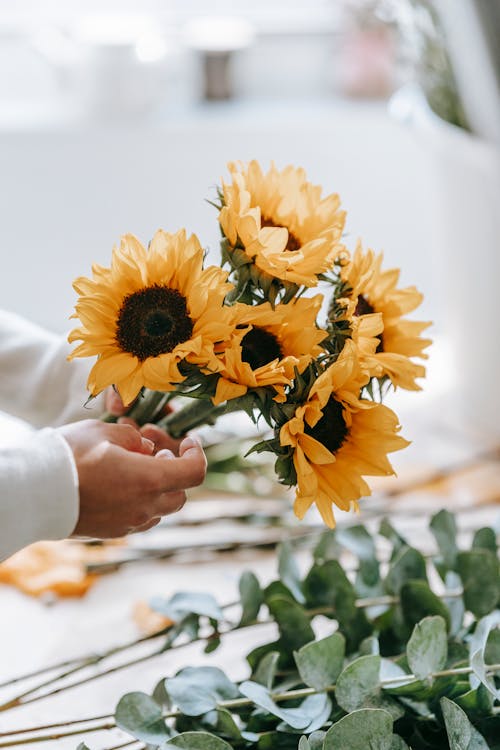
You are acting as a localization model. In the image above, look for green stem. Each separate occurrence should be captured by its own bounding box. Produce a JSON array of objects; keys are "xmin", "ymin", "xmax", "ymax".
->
[{"xmin": 156, "ymin": 397, "xmax": 246, "ymax": 439}]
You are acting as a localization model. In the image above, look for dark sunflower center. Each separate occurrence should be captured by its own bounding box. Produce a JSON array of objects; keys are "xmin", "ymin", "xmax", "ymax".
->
[
  {"xmin": 304, "ymin": 396, "xmax": 349, "ymax": 454},
  {"xmin": 261, "ymin": 216, "xmax": 301, "ymax": 252},
  {"xmin": 116, "ymin": 285, "xmax": 193, "ymax": 361},
  {"xmin": 240, "ymin": 326, "xmax": 283, "ymax": 370},
  {"xmin": 355, "ymin": 294, "xmax": 375, "ymax": 316},
  {"xmin": 354, "ymin": 294, "xmax": 384, "ymax": 353}
]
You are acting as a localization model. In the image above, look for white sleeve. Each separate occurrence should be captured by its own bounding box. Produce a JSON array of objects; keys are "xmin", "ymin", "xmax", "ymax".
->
[
  {"xmin": 0, "ymin": 309, "xmax": 104, "ymax": 427},
  {"xmin": 0, "ymin": 428, "xmax": 79, "ymax": 561}
]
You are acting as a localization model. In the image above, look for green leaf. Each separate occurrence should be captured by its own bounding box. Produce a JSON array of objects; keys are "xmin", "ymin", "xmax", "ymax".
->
[
  {"xmin": 238, "ymin": 681, "xmax": 310, "ymax": 729},
  {"xmin": 267, "ymin": 595, "xmax": 315, "ymax": 653},
  {"xmin": 278, "ymin": 541, "xmax": 305, "ymax": 604},
  {"xmin": 115, "ymin": 692, "xmax": 170, "ymax": 744},
  {"xmin": 457, "ymin": 550, "xmax": 500, "ymax": 617},
  {"xmin": 390, "ymin": 737, "xmax": 410, "ymax": 750},
  {"xmin": 385, "ymin": 546, "xmax": 427, "ymax": 595},
  {"xmin": 303, "ymin": 560, "xmax": 372, "ymax": 651},
  {"xmin": 165, "ymin": 667, "xmax": 239, "ymax": 717},
  {"xmin": 400, "ymin": 580, "xmax": 451, "ymax": 631},
  {"xmin": 150, "ymin": 592, "xmax": 223, "ymax": 623},
  {"xmin": 164, "ymin": 731, "xmax": 234, "ymax": 749},
  {"xmin": 338, "ymin": 525, "xmax": 380, "ymax": 588},
  {"xmin": 278, "ymin": 694, "xmax": 332, "ymax": 733},
  {"xmin": 298, "ymin": 737, "xmax": 311, "ymax": 750},
  {"xmin": 472, "ymin": 527, "xmax": 497, "ymax": 555},
  {"xmin": 238, "ymin": 571, "xmax": 263, "ymax": 627},
  {"xmin": 323, "ymin": 708, "xmax": 393, "ymax": 750},
  {"xmin": 430, "ymin": 509, "xmax": 459, "ymax": 570},
  {"xmin": 294, "ymin": 633, "xmax": 345, "ymax": 690},
  {"xmin": 335, "ymin": 654, "xmax": 381, "ymax": 712},
  {"xmin": 313, "ymin": 530, "xmax": 341, "ymax": 563},
  {"xmin": 441, "ymin": 697, "xmax": 489, "ymax": 750},
  {"xmin": 379, "ymin": 518, "xmax": 407, "ymax": 558},
  {"xmin": 406, "ymin": 616, "xmax": 447, "ymax": 681},
  {"xmin": 76, "ymin": 745, "xmax": 91, "ymax": 750},
  {"xmin": 252, "ymin": 651, "xmax": 280, "ymax": 690}
]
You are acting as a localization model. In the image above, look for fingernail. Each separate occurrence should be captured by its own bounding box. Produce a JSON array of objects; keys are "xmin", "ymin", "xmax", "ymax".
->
[
  {"xmin": 157, "ymin": 448, "xmax": 175, "ymax": 459},
  {"xmin": 141, "ymin": 437, "xmax": 155, "ymax": 453},
  {"xmin": 180, "ymin": 436, "xmax": 200, "ymax": 450}
]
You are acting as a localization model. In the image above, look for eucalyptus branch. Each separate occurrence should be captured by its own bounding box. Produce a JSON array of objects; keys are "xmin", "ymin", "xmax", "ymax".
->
[
  {"xmin": 0, "ymin": 591, "xmax": 463, "ymax": 712},
  {"xmin": 3, "ymin": 664, "xmax": 500, "ymax": 748}
]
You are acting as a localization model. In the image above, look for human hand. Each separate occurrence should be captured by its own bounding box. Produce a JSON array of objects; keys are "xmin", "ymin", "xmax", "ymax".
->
[
  {"xmin": 59, "ymin": 420, "xmax": 207, "ymax": 539},
  {"xmin": 105, "ymin": 387, "xmax": 182, "ymax": 456}
]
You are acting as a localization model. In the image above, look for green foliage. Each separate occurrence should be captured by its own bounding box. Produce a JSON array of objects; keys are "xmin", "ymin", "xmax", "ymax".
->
[{"xmin": 101, "ymin": 510, "xmax": 499, "ymax": 750}]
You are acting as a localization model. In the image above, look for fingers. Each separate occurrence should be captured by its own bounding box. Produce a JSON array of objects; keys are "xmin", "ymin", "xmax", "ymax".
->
[
  {"xmin": 150, "ymin": 436, "xmax": 207, "ymax": 493},
  {"xmin": 105, "ymin": 422, "xmax": 155, "ymax": 455},
  {"xmin": 140, "ymin": 424, "xmax": 182, "ymax": 456}
]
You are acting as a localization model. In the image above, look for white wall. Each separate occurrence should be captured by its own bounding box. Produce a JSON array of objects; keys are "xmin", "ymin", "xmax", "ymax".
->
[{"xmin": 0, "ymin": 99, "xmax": 439, "ymax": 335}]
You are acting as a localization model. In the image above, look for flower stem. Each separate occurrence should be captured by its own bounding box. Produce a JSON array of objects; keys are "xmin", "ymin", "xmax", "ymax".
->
[{"xmin": 156, "ymin": 397, "xmax": 246, "ymax": 438}]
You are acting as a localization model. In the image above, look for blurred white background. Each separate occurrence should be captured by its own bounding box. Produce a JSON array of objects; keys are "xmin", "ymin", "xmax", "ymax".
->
[{"xmin": 1, "ymin": 0, "xmax": 499, "ymax": 433}]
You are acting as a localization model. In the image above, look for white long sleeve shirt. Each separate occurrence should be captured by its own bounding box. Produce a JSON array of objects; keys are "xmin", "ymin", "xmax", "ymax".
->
[{"xmin": 0, "ymin": 310, "xmax": 103, "ymax": 560}]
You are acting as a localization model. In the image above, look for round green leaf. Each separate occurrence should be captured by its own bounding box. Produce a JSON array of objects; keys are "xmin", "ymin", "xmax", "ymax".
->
[
  {"xmin": 335, "ymin": 654, "xmax": 381, "ymax": 712},
  {"xmin": 385, "ymin": 547, "xmax": 427, "ymax": 595},
  {"xmin": 238, "ymin": 680, "xmax": 310, "ymax": 729},
  {"xmin": 238, "ymin": 571, "xmax": 263, "ymax": 627},
  {"xmin": 400, "ymin": 580, "xmax": 451, "ymax": 631},
  {"xmin": 165, "ymin": 667, "xmax": 238, "ymax": 717},
  {"xmin": 115, "ymin": 691, "xmax": 170, "ymax": 744},
  {"xmin": 150, "ymin": 592, "xmax": 223, "ymax": 623},
  {"xmin": 164, "ymin": 731, "xmax": 233, "ymax": 749},
  {"xmin": 294, "ymin": 632, "xmax": 345, "ymax": 691},
  {"xmin": 457, "ymin": 551, "xmax": 500, "ymax": 617},
  {"xmin": 407, "ymin": 616, "xmax": 447, "ymax": 680},
  {"xmin": 278, "ymin": 541, "xmax": 305, "ymax": 604},
  {"xmin": 430, "ymin": 510, "xmax": 458, "ymax": 570},
  {"xmin": 441, "ymin": 697, "xmax": 472, "ymax": 750},
  {"xmin": 324, "ymin": 708, "xmax": 393, "ymax": 750}
]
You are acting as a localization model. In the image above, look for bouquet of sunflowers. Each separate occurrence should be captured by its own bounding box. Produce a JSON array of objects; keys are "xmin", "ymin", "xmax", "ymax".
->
[{"xmin": 69, "ymin": 160, "xmax": 431, "ymax": 528}]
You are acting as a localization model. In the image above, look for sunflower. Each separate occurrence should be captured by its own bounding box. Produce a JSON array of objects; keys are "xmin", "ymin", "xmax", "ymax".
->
[
  {"xmin": 212, "ymin": 296, "xmax": 328, "ymax": 405},
  {"xmin": 219, "ymin": 161, "xmax": 346, "ymax": 288},
  {"xmin": 68, "ymin": 230, "xmax": 234, "ymax": 405},
  {"xmin": 279, "ymin": 340, "xmax": 409, "ymax": 527},
  {"xmin": 337, "ymin": 242, "xmax": 432, "ymax": 390}
]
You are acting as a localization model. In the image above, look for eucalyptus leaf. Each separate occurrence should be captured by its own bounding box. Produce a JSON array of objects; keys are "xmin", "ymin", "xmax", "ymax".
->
[
  {"xmin": 406, "ymin": 616, "xmax": 447, "ymax": 681},
  {"xmin": 238, "ymin": 571, "xmax": 263, "ymax": 627},
  {"xmin": 385, "ymin": 546, "xmax": 427, "ymax": 595},
  {"xmin": 238, "ymin": 681, "xmax": 310, "ymax": 729},
  {"xmin": 277, "ymin": 694, "xmax": 331, "ymax": 733},
  {"xmin": 298, "ymin": 737, "xmax": 311, "ymax": 750},
  {"xmin": 164, "ymin": 731, "xmax": 234, "ymax": 748},
  {"xmin": 400, "ymin": 579, "xmax": 451, "ymax": 631},
  {"xmin": 379, "ymin": 518, "xmax": 407, "ymax": 558},
  {"xmin": 430, "ymin": 509, "xmax": 459, "ymax": 570},
  {"xmin": 335, "ymin": 654, "xmax": 381, "ymax": 712},
  {"xmin": 457, "ymin": 551, "xmax": 500, "ymax": 617},
  {"xmin": 303, "ymin": 560, "xmax": 371, "ymax": 651},
  {"xmin": 323, "ymin": 708, "xmax": 393, "ymax": 750},
  {"xmin": 472, "ymin": 527, "xmax": 497, "ymax": 556},
  {"xmin": 441, "ymin": 697, "xmax": 475, "ymax": 750},
  {"xmin": 267, "ymin": 595, "xmax": 315, "ymax": 654},
  {"xmin": 253, "ymin": 651, "xmax": 280, "ymax": 689},
  {"xmin": 337, "ymin": 525, "xmax": 376, "ymax": 560},
  {"xmin": 150, "ymin": 592, "xmax": 223, "ymax": 623},
  {"xmin": 115, "ymin": 691, "xmax": 171, "ymax": 743},
  {"xmin": 294, "ymin": 632, "xmax": 345, "ymax": 690},
  {"xmin": 165, "ymin": 667, "xmax": 239, "ymax": 717},
  {"xmin": 390, "ymin": 736, "xmax": 410, "ymax": 750},
  {"xmin": 278, "ymin": 541, "xmax": 305, "ymax": 604}
]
